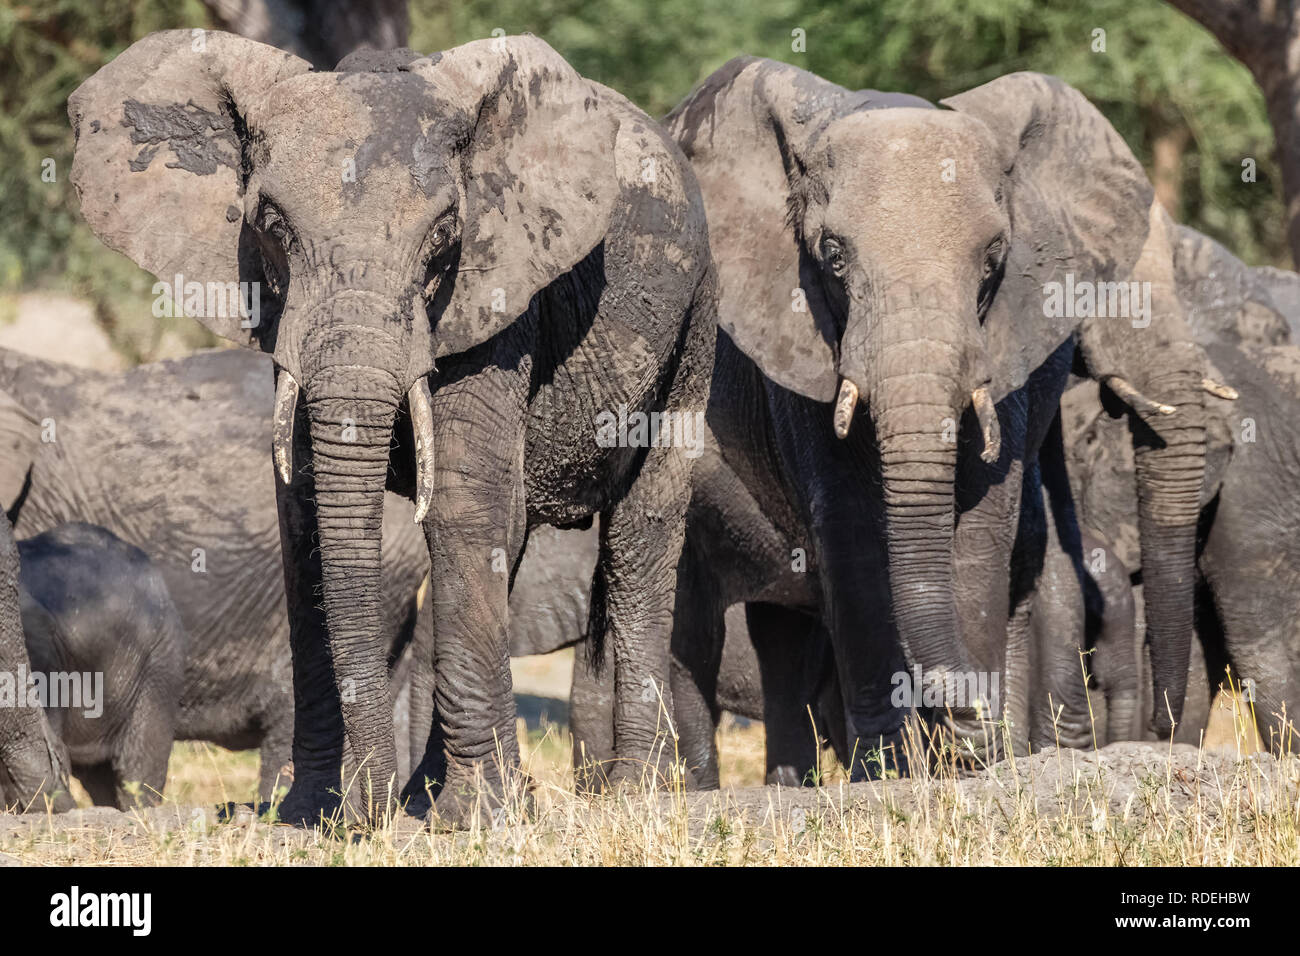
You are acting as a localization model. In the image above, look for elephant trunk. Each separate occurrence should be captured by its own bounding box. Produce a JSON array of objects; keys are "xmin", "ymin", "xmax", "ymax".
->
[
  {"xmin": 304, "ymin": 361, "xmax": 402, "ymax": 815},
  {"xmin": 1131, "ymin": 369, "xmax": 1206, "ymax": 737},
  {"xmin": 872, "ymin": 370, "xmax": 979, "ymax": 723}
]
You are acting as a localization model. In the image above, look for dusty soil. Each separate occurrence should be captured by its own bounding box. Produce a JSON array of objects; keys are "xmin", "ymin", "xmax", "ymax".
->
[{"xmin": 1, "ymin": 741, "xmax": 1291, "ymax": 865}]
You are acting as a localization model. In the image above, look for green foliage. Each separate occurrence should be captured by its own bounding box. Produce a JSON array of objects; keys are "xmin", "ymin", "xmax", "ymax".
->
[
  {"xmin": 0, "ymin": 0, "xmax": 217, "ymax": 360},
  {"xmin": 0, "ymin": 0, "xmax": 1288, "ymax": 366}
]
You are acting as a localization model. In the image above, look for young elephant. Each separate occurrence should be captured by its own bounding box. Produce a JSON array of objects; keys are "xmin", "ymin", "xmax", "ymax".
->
[
  {"xmin": 0, "ymin": 512, "xmax": 74, "ymax": 813},
  {"xmin": 0, "ymin": 348, "xmax": 428, "ymax": 803},
  {"xmin": 70, "ymin": 32, "xmax": 716, "ymax": 822},
  {"xmin": 17, "ymin": 523, "xmax": 186, "ymax": 808},
  {"xmin": 644, "ymin": 59, "xmax": 1209, "ymax": 785}
]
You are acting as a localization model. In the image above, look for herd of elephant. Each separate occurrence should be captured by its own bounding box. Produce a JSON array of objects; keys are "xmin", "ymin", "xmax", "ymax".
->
[{"xmin": 1, "ymin": 30, "xmax": 1298, "ymax": 826}]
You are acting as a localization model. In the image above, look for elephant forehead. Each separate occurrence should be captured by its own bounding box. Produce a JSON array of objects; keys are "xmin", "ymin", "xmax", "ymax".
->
[
  {"xmin": 821, "ymin": 110, "xmax": 1002, "ymax": 188},
  {"xmin": 252, "ymin": 73, "xmax": 467, "ymax": 203},
  {"xmin": 816, "ymin": 113, "xmax": 1005, "ymax": 248}
]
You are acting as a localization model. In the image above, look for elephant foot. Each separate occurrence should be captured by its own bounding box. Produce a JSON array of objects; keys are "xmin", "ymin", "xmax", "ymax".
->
[
  {"xmin": 573, "ymin": 757, "xmax": 611, "ymax": 795},
  {"xmin": 932, "ymin": 713, "xmax": 1008, "ymax": 768},
  {"xmin": 846, "ymin": 727, "xmax": 910, "ymax": 781},
  {"xmin": 271, "ymin": 776, "xmax": 345, "ymax": 828},
  {"xmin": 426, "ymin": 767, "xmax": 532, "ymax": 831},
  {"xmin": 766, "ymin": 765, "xmax": 814, "ymax": 787},
  {"xmin": 603, "ymin": 747, "xmax": 688, "ymax": 791}
]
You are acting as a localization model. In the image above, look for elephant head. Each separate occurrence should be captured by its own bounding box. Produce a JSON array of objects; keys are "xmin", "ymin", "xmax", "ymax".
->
[
  {"xmin": 1172, "ymin": 224, "xmax": 1300, "ymax": 347},
  {"xmin": 69, "ymin": 31, "xmax": 622, "ymax": 800},
  {"xmin": 670, "ymin": 60, "xmax": 1208, "ymax": 738}
]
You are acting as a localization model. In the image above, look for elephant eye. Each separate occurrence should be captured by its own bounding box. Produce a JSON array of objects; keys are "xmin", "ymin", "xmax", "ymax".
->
[
  {"xmin": 977, "ymin": 235, "xmax": 1007, "ymax": 319},
  {"xmin": 430, "ymin": 214, "xmax": 458, "ymax": 251},
  {"xmin": 254, "ymin": 202, "xmax": 292, "ymax": 295},
  {"xmin": 982, "ymin": 236, "xmax": 1006, "ymax": 277},
  {"xmin": 822, "ymin": 236, "xmax": 847, "ymax": 277}
]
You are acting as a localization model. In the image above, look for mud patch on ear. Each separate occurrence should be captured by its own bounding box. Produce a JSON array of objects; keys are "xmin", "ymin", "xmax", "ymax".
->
[{"xmin": 121, "ymin": 98, "xmax": 240, "ymax": 176}]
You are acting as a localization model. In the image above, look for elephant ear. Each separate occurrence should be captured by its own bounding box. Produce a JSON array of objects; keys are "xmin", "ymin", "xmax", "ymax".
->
[
  {"xmin": 405, "ymin": 37, "xmax": 621, "ymax": 357},
  {"xmin": 0, "ymin": 388, "xmax": 39, "ymax": 512},
  {"xmin": 666, "ymin": 58, "xmax": 880, "ymax": 402},
  {"xmin": 942, "ymin": 74, "xmax": 1155, "ymax": 403},
  {"xmin": 68, "ymin": 30, "xmax": 311, "ymax": 346}
]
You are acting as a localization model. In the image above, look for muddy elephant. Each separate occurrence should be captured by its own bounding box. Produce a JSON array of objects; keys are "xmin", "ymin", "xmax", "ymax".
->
[
  {"xmin": 0, "ymin": 347, "xmax": 428, "ymax": 802},
  {"xmin": 70, "ymin": 32, "xmax": 716, "ymax": 822},
  {"xmin": 17, "ymin": 523, "xmax": 187, "ymax": 809},
  {"xmin": 640, "ymin": 60, "xmax": 1211, "ymax": 786},
  {"xmin": 0, "ymin": 512, "xmax": 74, "ymax": 813}
]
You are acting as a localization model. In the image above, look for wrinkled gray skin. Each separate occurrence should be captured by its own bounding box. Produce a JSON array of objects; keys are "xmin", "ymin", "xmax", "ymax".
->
[
  {"xmin": 1064, "ymin": 341, "xmax": 1300, "ymax": 753},
  {"xmin": 70, "ymin": 32, "xmax": 716, "ymax": 822},
  {"xmin": 16, "ymin": 523, "xmax": 186, "ymax": 809},
  {"xmin": 0, "ymin": 513, "xmax": 75, "ymax": 813},
  {"xmin": 1173, "ymin": 225, "xmax": 1300, "ymax": 346},
  {"xmin": 629, "ymin": 59, "xmax": 1208, "ymax": 787},
  {"xmin": 0, "ymin": 347, "xmax": 428, "ymax": 801}
]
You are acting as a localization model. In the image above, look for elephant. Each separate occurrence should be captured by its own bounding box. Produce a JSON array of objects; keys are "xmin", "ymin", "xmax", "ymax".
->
[
  {"xmin": 16, "ymin": 523, "xmax": 186, "ymax": 809},
  {"xmin": 1062, "ymin": 341, "xmax": 1300, "ymax": 753},
  {"xmin": 637, "ymin": 59, "xmax": 1213, "ymax": 787},
  {"xmin": 69, "ymin": 31, "xmax": 717, "ymax": 822},
  {"xmin": 0, "ymin": 347, "xmax": 429, "ymax": 802},
  {"xmin": 1172, "ymin": 224, "xmax": 1300, "ymax": 347},
  {"xmin": 0, "ymin": 511, "xmax": 75, "ymax": 813}
]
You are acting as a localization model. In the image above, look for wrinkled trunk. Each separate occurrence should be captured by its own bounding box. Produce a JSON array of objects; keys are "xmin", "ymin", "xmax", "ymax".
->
[
  {"xmin": 305, "ymin": 364, "xmax": 401, "ymax": 814},
  {"xmin": 1132, "ymin": 370, "xmax": 1206, "ymax": 737},
  {"xmin": 875, "ymin": 373, "xmax": 980, "ymax": 728}
]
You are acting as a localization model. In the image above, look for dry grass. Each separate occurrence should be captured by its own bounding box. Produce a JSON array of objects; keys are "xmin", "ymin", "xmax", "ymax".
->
[{"xmin": 3, "ymin": 702, "xmax": 1297, "ymax": 866}]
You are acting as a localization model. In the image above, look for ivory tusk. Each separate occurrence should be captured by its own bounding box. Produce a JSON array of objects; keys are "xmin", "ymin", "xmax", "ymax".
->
[
  {"xmin": 272, "ymin": 370, "xmax": 300, "ymax": 485},
  {"xmin": 833, "ymin": 378, "xmax": 859, "ymax": 439},
  {"xmin": 972, "ymin": 386, "xmax": 1001, "ymax": 464},
  {"xmin": 1202, "ymin": 378, "xmax": 1239, "ymax": 400},
  {"xmin": 1104, "ymin": 376, "xmax": 1176, "ymax": 416},
  {"xmin": 409, "ymin": 377, "xmax": 436, "ymax": 524}
]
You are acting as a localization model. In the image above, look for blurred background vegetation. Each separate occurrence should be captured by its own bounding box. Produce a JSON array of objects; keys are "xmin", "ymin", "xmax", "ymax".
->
[{"xmin": 0, "ymin": 0, "xmax": 1285, "ymax": 363}]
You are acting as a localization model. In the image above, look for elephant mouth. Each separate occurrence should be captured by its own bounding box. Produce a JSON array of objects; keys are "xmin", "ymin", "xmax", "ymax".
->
[
  {"xmin": 832, "ymin": 373, "xmax": 1002, "ymax": 466},
  {"xmin": 272, "ymin": 366, "xmax": 437, "ymax": 524}
]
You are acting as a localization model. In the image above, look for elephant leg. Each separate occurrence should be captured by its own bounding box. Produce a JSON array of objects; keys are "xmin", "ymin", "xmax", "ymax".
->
[
  {"xmin": 746, "ymin": 603, "xmax": 827, "ymax": 786},
  {"xmin": 952, "ymin": 434, "xmax": 1025, "ymax": 760},
  {"xmin": 424, "ymin": 361, "xmax": 529, "ymax": 826},
  {"xmin": 274, "ymin": 439, "xmax": 347, "ymax": 825},
  {"xmin": 668, "ymin": 542, "xmax": 725, "ymax": 790},
  {"xmin": 570, "ymin": 634, "xmax": 615, "ymax": 793},
  {"xmin": 399, "ymin": 587, "xmax": 438, "ymax": 810},
  {"xmin": 111, "ymin": 687, "xmax": 175, "ymax": 808},
  {"xmin": 1081, "ymin": 533, "xmax": 1139, "ymax": 745},
  {"xmin": 258, "ymin": 715, "xmax": 294, "ymax": 806},
  {"xmin": 77, "ymin": 763, "xmax": 117, "ymax": 807},
  {"xmin": 1003, "ymin": 585, "xmax": 1034, "ymax": 756},
  {"xmin": 813, "ymin": 517, "xmax": 908, "ymax": 781},
  {"xmin": 599, "ymin": 441, "xmax": 694, "ymax": 789},
  {"xmin": 1027, "ymin": 489, "xmax": 1093, "ymax": 751}
]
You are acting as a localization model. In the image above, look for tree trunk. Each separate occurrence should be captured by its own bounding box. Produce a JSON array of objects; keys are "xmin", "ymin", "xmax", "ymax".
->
[
  {"xmin": 201, "ymin": 0, "xmax": 410, "ymax": 69},
  {"xmin": 1165, "ymin": 0, "xmax": 1300, "ymax": 266}
]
